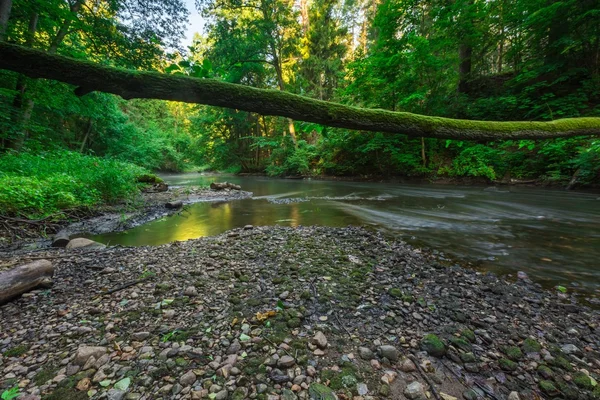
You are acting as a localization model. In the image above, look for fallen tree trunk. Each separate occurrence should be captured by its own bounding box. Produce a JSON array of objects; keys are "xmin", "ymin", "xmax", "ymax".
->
[
  {"xmin": 0, "ymin": 42, "xmax": 598, "ymax": 140},
  {"xmin": 0, "ymin": 259, "xmax": 54, "ymax": 304}
]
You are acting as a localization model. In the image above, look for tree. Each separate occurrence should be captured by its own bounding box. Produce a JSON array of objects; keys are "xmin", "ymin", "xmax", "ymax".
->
[{"xmin": 1, "ymin": 42, "xmax": 598, "ymax": 141}]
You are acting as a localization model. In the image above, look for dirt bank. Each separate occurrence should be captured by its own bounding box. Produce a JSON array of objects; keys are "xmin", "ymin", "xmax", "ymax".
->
[{"xmin": 1, "ymin": 226, "xmax": 598, "ymax": 400}]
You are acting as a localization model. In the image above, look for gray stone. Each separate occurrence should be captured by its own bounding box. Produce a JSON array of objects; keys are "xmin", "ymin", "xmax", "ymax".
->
[
  {"xmin": 357, "ymin": 383, "xmax": 369, "ymax": 396},
  {"xmin": 227, "ymin": 340, "xmax": 242, "ymax": 354},
  {"xmin": 185, "ymin": 286, "xmax": 199, "ymax": 297},
  {"xmin": 359, "ymin": 347, "xmax": 374, "ymax": 360},
  {"xmin": 257, "ymin": 384, "xmax": 268, "ymax": 394},
  {"xmin": 404, "ymin": 382, "xmax": 425, "ymax": 400},
  {"xmin": 312, "ymin": 332, "xmax": 327, "ymax": 349},
  {"xmin": 73, "ymin": 346, "xmax": 107, "ymax": 366},
  {"xmin": 180, "ymin": 370, "xmax": 197, "ymax": 386},
  {"xmin": 278, "ymin": 355, "xmax": 295, "ymax": 368},
  {"xmin": 282, "ymin": 389, "xmax": 298, "ymax": 400},
  {"xmin": 508, "ymin": 392, "xmax": 520, "ymax": 400},
  {"xmin": 561, "ymin": 344, "xmax": 581, "ymax": 356},
  {"xmin": 378, "ymin": 345, "xmax": 399, "ymax": 362},
  {"xmin": 215, "ymin": 389, "xmax": 228, "ymax": 400},
  {"xmin": 399, "ymin": 358, "xmax": 416, "ymax": 372},
  {"xmin": 66, "ymin": 238, "xmax": 106, "ymax": 250},
  {"xmin": 107, "ymin": 389, "xmax": 126, "ymax": 400},
  {"xmin": 132, "ymin": 332, "xmax": 150, "ymax": 341}
]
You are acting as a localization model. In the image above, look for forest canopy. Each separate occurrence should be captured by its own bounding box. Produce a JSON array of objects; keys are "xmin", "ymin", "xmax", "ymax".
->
[{"xmin": 0, "ymin": 0, "xmax": 599, "ymax": 183}]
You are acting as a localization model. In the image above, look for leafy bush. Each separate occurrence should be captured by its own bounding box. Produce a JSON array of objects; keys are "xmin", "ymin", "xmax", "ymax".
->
[{"xmin": 0, "ymin": 150, "xmax": 148, "ymax": 218}]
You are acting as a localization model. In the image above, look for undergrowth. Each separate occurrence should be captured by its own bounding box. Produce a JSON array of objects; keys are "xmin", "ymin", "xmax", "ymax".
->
[{"xmin": 0, "ymin": 150, "xmax": 149, "ymax": 218}]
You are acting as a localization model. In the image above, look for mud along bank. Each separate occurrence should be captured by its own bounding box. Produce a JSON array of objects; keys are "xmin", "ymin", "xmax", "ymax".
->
[{"xmin": 1, "ymin": 226, "xmax": 598, "ymax": 400}]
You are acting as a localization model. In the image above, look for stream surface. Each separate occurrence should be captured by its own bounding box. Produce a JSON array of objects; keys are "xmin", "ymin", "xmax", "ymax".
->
[{"xmin": 92, "ymin": 173, "xmax": 600, "ymax": 294}]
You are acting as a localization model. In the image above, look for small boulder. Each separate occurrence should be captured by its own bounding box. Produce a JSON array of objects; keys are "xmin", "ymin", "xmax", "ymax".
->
[
  {"xmin": 278, "ymin": 355, "xmax": 296, "ymax": 368},
  {"xmin": 378, "ymin": 345, "xmax": 400, "ymax": 362},
  {"xmin": 73, "ymin": 346, "xmax": 107, "ymax": 366},
  {"xmin": 404, "ymin": 382, "xmax": 425, "ymax": 400},
  {"xmin": 51, "ymin": 231, "xmax": 70, "ymax": 248},
  {"xmin": 180, "ymin": 370, "xmax": 197, "ymax": 386},
  {"xmin": 312, "ymin": 331, "xmax": 328, "ymax": 349},
  {"xmin": 66, "ymin": 238, "xmax": 106, "ymax": 250}
]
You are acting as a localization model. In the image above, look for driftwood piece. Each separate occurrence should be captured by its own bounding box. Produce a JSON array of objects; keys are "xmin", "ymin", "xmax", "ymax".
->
[
  {"xmin": 0, "ymin": 260, "xmax": 54, "ymax": 304},
  {"xmin": 210, "ymin": 182, "xmax": 241, "ymax": 191},
  {"xmin": 52, "ymin": 231, "xmax": 70, "ymax": 247}
]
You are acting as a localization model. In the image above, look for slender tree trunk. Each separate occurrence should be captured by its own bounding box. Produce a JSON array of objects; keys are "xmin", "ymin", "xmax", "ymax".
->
[
  {"xmin": 79, "ymin": 118, "xmax": 92, "ymax": 152},
  {"xmin": 421, "ymin": 137, "xmax": 426, "ymax": 167},
  {"xmin": 0, "ymin": 0, "xmax": 11, "ymax": 41},
  {"xmin": 272, "ymin": 49, "xmax": 298, "ymax": 147},
  {"xmin": 7, "ymin": 12, "xmax": 37, "ymax": 150},
  {"xmin": 49, "ymin": 0, "xmax": 84, "ymax": 54},
  {"xmin": 458, "ymin": 44, "xmax": 472, "ymax": 94}
]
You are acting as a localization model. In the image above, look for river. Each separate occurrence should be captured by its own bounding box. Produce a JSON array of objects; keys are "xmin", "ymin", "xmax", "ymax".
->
[{"xmin": 91, "ymin": 173, "xmax": 600, "ymax": 296}]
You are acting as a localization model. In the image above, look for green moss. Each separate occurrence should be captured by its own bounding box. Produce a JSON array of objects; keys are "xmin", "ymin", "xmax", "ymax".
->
[
  {"xmin": 175, "ymin": 357, "xmax": 189, "ymax": 367},
  {"xmin": 388, "ymin": 288, "xmax": 402, "ymax": 298},
  {"xmin": 505, "ymin": 346, "xmax": 523, "ymax": 361},
  {"xmin": 42, "ymin": 388, "xmax": 88, "ymax": 400},
  {"xmin": 593, "ymin": 385, "xmax": 600, "ymax": 399},
  {"xmin": 287, "ymin": 318, "xmax": 301, "ymax": 328},
  {"xmin": 3, "ymin": 345, "xmax": 29, "ymax": 357},
  {"xmin": 300, "ymin": 291, "xmax": 311, "ymax": 300},
  {"xmin": 460, "ymin": 352, "xmax": 477, "ymax": 363},
  {"xmin": 537, "ymin": 365, "xmax": 554, "ymax": 379},
  {"xmin": 34, "ymin": 365, "xmax": 58, "ymax": 386},
  {"xmin": 379, "ymin": 384, "xmax": 391, "ymax": 397},
  {"xmin": 573, "ymin": 372, "xmax": 594, "ymax": 389},
  {"xmin": 421, "ymin": 334, "xmax": 446, "ymax": 357},
  {"xmin": 461, "ymin": 329, "xmax": 476, "ymax": 343},
  {"xmin": 551, "ymin": 356, "xmax": 573, "ymax": 371},
  {"xmin": 499, "ymin": 358, "xmax": 518, "ymax": 371},
  {"xmin": 272, "ymin": 277, "xmax": 285, "ymax": 284},
  {"xmin": 450, "ymin": 337, "xmax": 472, "ymax": 351},
  {"xmin": 229, "ymin": 296, "xmax": 241, "ymax": 304},
  {"xmin": 239, "ymin": 275, "xmax": 250, "ymax": 282},
  {"xmin": 309, "ymin": 383, "xmax": 337, "ymax": 400},
  {"xmin": 247, "ymin": 298, "xmax": 261, "ymax": 307},
  {"xmin": 522, "ymin": 338, "xmax": 542, "ymax": 353},
  {"xmin": 539, "ymin": 380, "xmax": 558, "ymax": 394}
]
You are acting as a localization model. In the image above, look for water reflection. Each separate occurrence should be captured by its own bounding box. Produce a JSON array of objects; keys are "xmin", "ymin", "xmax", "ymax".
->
[{"xmin": 91, "ymin": 173, "xmax": 600, "ymax": 293}]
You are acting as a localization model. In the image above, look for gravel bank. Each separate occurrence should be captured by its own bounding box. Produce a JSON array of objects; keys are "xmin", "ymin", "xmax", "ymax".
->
[{"xmin": 1, "ymin": 226, "xmax": 598, "ymax": 400}]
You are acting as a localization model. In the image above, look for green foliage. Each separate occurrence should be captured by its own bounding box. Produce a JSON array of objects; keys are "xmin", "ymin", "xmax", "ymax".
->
[
  {"xmin": 0, "ymin": 151, "xmax": 147, "ymax": 218},
  {"xmin": 1, "ymin": 387, "xmax": 20, "ymax": 400}
]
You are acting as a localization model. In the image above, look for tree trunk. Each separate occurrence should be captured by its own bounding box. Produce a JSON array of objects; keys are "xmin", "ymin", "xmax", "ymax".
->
[
  {"xmin": 0, "ymin": 0, "xmax": 11, "ymax": 41},
  {"xmin": 0, "ymin": 260, "xmax": 54, "ymax": 304},
  {"xmin": 80, "ymin": 118, "xmax": 92, "ymax": 152},
  {"xmin": 49, "ymin": 0, "xmax": 84, "ymax": 54},
  {"xmin": 458, "ymin": 43, "xmax": 472, "ymax": 94},
  {"xmin": 5, "ymin": 12, "xmax": 37, "ymax": 150},
  {"xmin": 0, "ymin": 42, "xmax": 598, "ymax": 140}
]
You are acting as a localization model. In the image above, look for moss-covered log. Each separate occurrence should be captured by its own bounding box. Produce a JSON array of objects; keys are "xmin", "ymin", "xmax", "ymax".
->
[{"xmin": 0, "ymin": 42, "xmax": 599, "ymax": 140}]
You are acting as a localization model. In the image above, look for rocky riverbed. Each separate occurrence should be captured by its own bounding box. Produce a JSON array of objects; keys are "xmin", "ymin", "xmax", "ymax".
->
[{"xmin": 1, "ymin": 226, "xmax": 599, "ymax": 400}]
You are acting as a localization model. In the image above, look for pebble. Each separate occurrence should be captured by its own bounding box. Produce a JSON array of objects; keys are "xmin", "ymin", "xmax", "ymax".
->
[
  {"xmin": 278, "ymin": 355, "xmax": 296, "ymax": 368},
  {"xmin": 312, "ymin": 331, "xmax": 328, "ymax": 349},
  {"xmin": 378, "ymin": 345, "xmax": 399, "ymax": 362},
  {"xmin": 404, "ymin": 382, "xmax": 425, "ymax": 400}
]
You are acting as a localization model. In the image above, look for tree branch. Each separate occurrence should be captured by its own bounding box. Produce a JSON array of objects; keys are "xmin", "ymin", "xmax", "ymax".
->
[{"xmin": 0, "ymin": 42, "xmax": 598, "ymax": 140}]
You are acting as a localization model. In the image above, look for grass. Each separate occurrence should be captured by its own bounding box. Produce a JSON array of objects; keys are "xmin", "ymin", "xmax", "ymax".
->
[{"xmin": 0, "ymin": 150, "xmax": 150, "ymax": 219}]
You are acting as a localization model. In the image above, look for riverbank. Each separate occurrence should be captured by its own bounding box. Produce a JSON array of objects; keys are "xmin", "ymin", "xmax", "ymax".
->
[
  {"xmin": 1, "ymin": 226, "xmax": 598, "ymax": 400},
  {"xmin": 0, "ymin": 186, "xmax": 252, "ymax": 252}
]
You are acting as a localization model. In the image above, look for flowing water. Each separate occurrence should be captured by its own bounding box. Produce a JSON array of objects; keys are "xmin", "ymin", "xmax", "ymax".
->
[{"xmin": 91, "ymin": 173, "xmax": 600, "ymax": 295}]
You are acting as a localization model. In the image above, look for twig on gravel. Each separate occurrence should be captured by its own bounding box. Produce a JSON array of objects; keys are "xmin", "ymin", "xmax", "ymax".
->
[
  {"xmin": 409, "ymin": 354, "xmax": 442, "ymax": 400},
  {"xmin": 98, "ymin": 277, "xmax": 151, "ymax": 296},
  {"xmin": 334, "ymin": 312, "xmax": 353, "ymax": 337},
  {"xmin": 440, "ymin": 359, "xmax": 501, "ymax": 400},
  {"xmin": 263, "ymin": 336, "xmax": 293, "ymax": 357}
]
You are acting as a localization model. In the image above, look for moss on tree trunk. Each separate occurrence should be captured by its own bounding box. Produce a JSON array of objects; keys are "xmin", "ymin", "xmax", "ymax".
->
[{"xmin": 0, "ymin": 42, "xmax": 599, "ymax": 140}]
